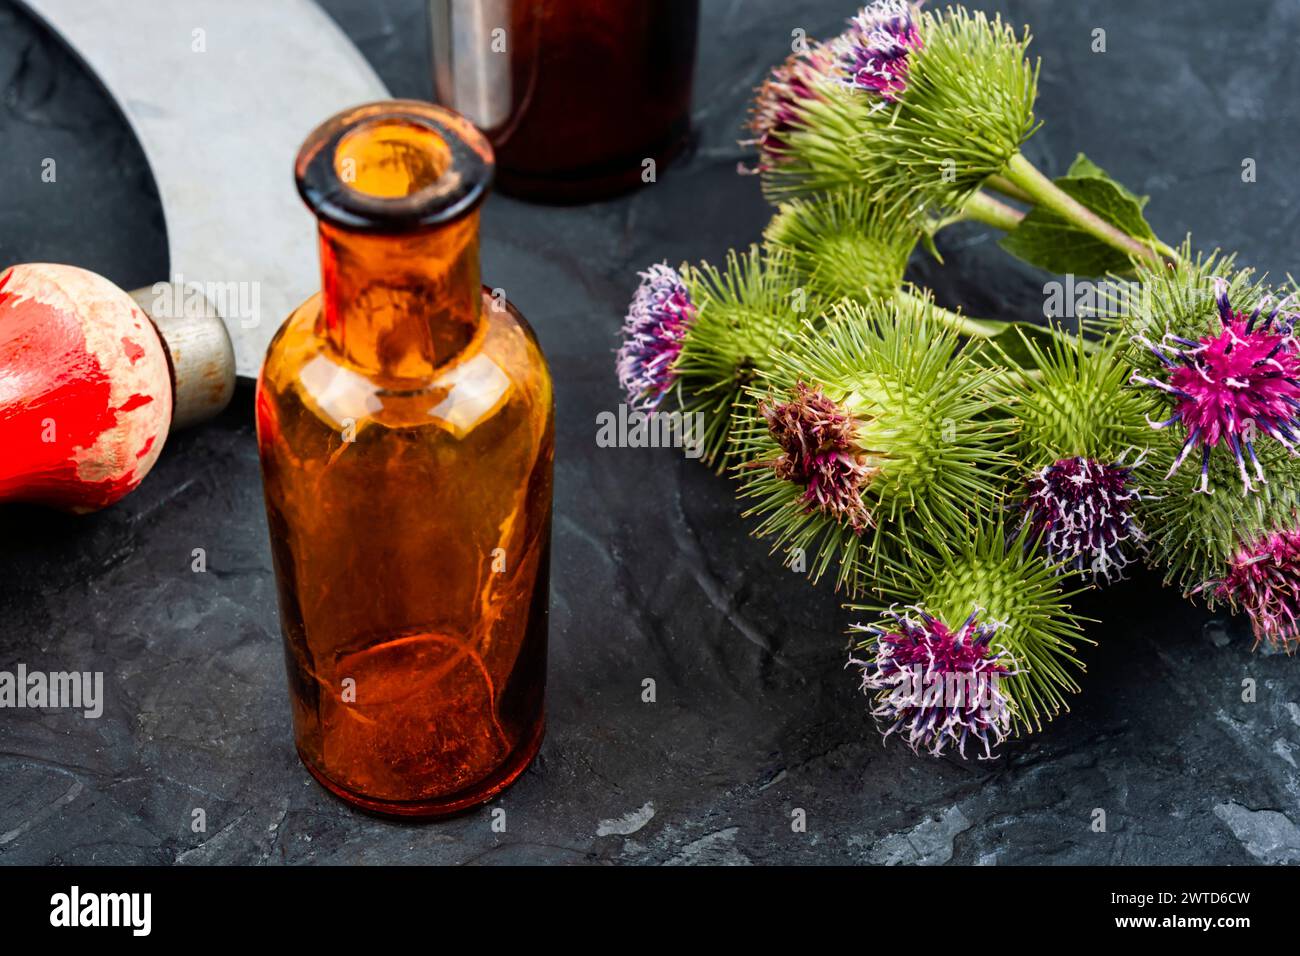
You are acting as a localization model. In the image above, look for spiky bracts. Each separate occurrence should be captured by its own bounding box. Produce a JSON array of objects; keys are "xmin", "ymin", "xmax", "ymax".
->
[
  {"xmin": 1133, "ymin": 278, "xmax": 1300, "ymax": 494},
  {"xmin": 830, "ymin": 1, "xmax": 923, "ymax": 103},
  {"xmin": 735, "ymin": 295, "xmax": 1009, "ymax": 594},
  {"xmin": 1118, "ymin": 247, "xmax": 1300, "ymax": 598},
  {"xmin": 751, "ymin": 78, "xmax": 886, "ymax": 200},
  {"xmin": 1021, "ymin": 456, "xmax": 1145, "ymax": 582},
  {"xmin": 739, "ymin": 12, "xmax": 885, "ymax": 199},
  {"xmin": 1001, "ymin": 332, "xmax": 1151, "ymax": 463},
  {"xmin": 763, "ymin": 187, "xmax": 920, "ymax": 303},
  {"xmin": 743, "ymin": 42, "xmax": 839, "ymax": 172},
  {"xmin": 616, "ymin": 263, "xmax": 696, "ymax": 410},
  {"xmin": 668, "ymin": 246, "xmax": 814, "ymax": 469},
  {"xmin": 848, "ymin": 606, "xmax": 1017, "ymax": 758},
  {"xmin": 861, "ymin": 520, "xmax": 1091, "ymax": 736},
  {"xmin": 749, "ymin": 4, "xmax": 1038, "ymax": 213},
  {"xmin": 996, "ymin": 332, "xmax": 1152, "ymax": 581},
  {"xmin": 861, "ymin": 6, "xmax": 1039, "ymax": 211},
  {"xmin": 1136, "ymin": 436, "xmax": 1299, "ymax": 596},
  {"xmin": 1210, "ymin": 526, "xmax": 1300, "ymax": 652}
]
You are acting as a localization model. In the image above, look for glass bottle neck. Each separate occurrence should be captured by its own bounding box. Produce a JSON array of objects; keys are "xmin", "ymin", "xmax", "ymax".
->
[{"xmin": 318, "ymin": 212, "xmax": 482, "ymax": 380}]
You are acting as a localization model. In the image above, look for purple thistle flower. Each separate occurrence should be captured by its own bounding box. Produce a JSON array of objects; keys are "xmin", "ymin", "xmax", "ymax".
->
[
  {"xmin": 756, "ymin": 381, "xmax": 879, "ymax": 532},
  {"xmin": 742, "ymin": 43, "xmax": 837, "ymax": 170},
  {"xmin": 830, "ymin": 0, "xmax": 923, "ymax": 105},
  {"xmin": 1020, "ymin": 455, "xmax": 1147, "ymax": 582},
  {"xmin": 847, "ymin": 607, "xmax": 1018, "ymax": 759},
  {"xmin": 616, "ymin": 264, "xmax": 696, "ymax": 410},
  {"xmin": 1211, "ymin": 528, "xmax": 1300, "ymax": 652},
  {"xmin": 1133, "ymin": 279, "xmax": 1300, "ymax": 494}
]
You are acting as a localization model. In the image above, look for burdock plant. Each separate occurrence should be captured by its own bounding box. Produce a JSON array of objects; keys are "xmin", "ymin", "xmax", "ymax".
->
[
  {"xmin": 762, "ymin": 184, "xmax": 1079, "ymax": 361},
  {"xmin": 850, "ymin": 519, "xmax": 1090, "ymax": 751},
  {"xmin": 997, "ymin": 332, "xmax": 1153, "ymax": 582},
  {"xmin": 614, "ymin": 3, "xmax": 1299, "ymax": 765},
  {"xmin": 616, "ymin": 247, "xmax": 813, "ymax": 469},
  {"xmin": 745, "ymin": 1, "xmax": 1178, "ymax": 277},
  {"xmin": 734, "ymin": 294, "xmax": 1010, "ymax": 594},
  {"xmin": 847, "ymin": 605, "xmax": 1020, "ymax": 758},
  {"xmin": 1118, "ymin": 248, "xmax": 1300, "ymax": 645}
]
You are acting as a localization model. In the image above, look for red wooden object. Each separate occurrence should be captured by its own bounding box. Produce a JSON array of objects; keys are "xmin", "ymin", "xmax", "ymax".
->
[
  {"xmin": 1, "ymin": 264, "xmax": 235, "ymax": 513},
  {"xmin": 0, "ymin": 263, "xmax": 174, "ymax": 512}
]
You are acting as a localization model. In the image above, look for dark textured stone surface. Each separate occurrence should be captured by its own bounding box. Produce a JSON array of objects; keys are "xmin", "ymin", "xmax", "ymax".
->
[{"xmin": 2, "ymin": 0, "xmax": 1299, "ymax": 865}]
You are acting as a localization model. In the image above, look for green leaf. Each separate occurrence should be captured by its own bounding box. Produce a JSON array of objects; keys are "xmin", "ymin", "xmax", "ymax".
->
[
  {"xmin": 1063, "ymin": 152, "xmax": 1149, "ymax": 209},
  {"xmin": 998, "ymin": 153, "xmax": 1156, "ymax": 276}
]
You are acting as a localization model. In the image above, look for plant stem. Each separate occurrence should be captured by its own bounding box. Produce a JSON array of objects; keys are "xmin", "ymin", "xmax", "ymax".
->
[
  {"xmin": 928, "ymin": 189, "xmax": 1022, "ymax": 236},
  {"xmin": 896, "ymin": 287, "xmax": 1101, "ymax": 360},
  {"xmin": 1002, "ymin": 153, "xmax": 1169, "ymax": 269},
  {"xmin": 985, "ymin": 173, "xmax": 1034, "ymax": 204},
  {"xmin": 963, "ymin": 190, "xmax": 1026, "ymax": 233}
]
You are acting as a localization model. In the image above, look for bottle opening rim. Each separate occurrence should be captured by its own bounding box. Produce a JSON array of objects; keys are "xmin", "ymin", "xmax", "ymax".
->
[{"xmin": 296, "ymin": 100, "xmax": 494, "ymax": 234}]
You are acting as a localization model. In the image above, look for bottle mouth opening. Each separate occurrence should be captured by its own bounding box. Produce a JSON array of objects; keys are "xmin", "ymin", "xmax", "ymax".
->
[{"xmin": 296, "ymin": 100, "xmax": 494, "ymax": 234}]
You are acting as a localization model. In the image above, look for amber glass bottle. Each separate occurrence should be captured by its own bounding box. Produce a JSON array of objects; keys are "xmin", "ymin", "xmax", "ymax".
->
[
  {"xmin": 431, "ymin": 0, "xmax": 699, "ymax": 203},
  {"xmin": 256, "ymin": 101, "xmax": 553, "ymax": 817}
]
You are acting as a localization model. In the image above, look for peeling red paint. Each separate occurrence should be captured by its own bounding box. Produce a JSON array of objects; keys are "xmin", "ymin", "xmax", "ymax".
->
[
  {"xmin": 121, "ymin": 336, "xmax": 146, "ymax": 363},
  {"xmin": 0, "ymin": 264, "xmax": 173, "ymax": 512},
  {"xmin": 117, "ymin": 393, "xmax": 154, "ymax": 412}
]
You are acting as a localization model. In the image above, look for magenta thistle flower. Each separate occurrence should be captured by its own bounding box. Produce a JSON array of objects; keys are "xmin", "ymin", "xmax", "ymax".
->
[
  {"xmin": 1134, "ymin": 279, "xmax": 1300, "ymax": 493},
  {"xmin": 1020, "ymin": 455, "xmax": 1146, "ymax": 582},
  {"xmin": 1211, "ymin": 528, "xmax": 1300, "ymax": 651},
  {"xmin": 848, "ymin": 607, "xmax": 1018, "ymax": 759},
  {"xmin": 743, "ymin": 43, "xmax": 836, "ymax": 170},
  {"xmin": 757, "ymin": 381, "xmax": 878, "ymax": 532},
  {"xmin": 616, "ymin": 264, "xmax": 696, "ymax": 410},
  {"xmin": 830, "ymin": 0, "xmax": 923, "ymax": 104}
]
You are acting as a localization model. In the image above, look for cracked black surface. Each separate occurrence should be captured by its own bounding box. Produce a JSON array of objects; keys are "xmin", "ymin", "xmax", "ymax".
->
[{"xmin": 2, "ymin": 0, "xmax": 1299, "ymax": 865}]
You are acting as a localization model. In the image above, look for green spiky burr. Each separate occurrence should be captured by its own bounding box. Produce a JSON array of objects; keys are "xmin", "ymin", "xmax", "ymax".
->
[
  {"xmin": 671, "ymin": 246, "xmax": 819, "ymax": 470},
  {"xmin": 864, "ymin": 6, "xmax": 1040, "ymax": 213},
  {"xmin": 763, "ymin": 188, "xmax": 920, "ymax": 304},
  {"xmin": 856, "ymin": 519, "xmax": 1091, "ymax": 736},
  {"xmin": 993, "ymin": 331, "xmax": 1154, "ymax": 583},
  {"xmin": 733, "ymin": 293, "xmax": 1012, "ymax": 595}
]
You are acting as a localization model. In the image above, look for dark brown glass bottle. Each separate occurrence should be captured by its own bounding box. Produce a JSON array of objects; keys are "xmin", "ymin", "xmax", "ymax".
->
[
  {"xmin": 256, "ymin": 101, "xmax": 554, "ymax": 817},
  {"xmin": 431, "ymin": 0, "xmax": 699, "ymax": 203}
]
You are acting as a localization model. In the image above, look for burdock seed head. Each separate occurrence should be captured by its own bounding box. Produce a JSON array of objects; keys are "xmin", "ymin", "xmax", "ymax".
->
[
  {"xmin": 762, "ymin": 187, "xmax": 920, "ymax": 303},
  {"xmin": 858, "ymin": 518, "xmax": 1092, "ymax": 739},
  {"xmin": 995, "ymin": 331, "xmax": 1153, "ymax": 583},
  {"xmin": 848, "ymin": 605, "xmax": 1018, "ymax": 759},
  {"xmin": 616, "ymin": 263, "xmax": 696, "ymax": 411},
  {"xmin": 743, "ymin": 42, "xmax": 839, "ymax": 172},
  {"xmin": 1121, "ymin": 246, "xmax": 1300, "ymax": 593},
  {"xmin": 1210, "ymin": 526, "xmax": 1300, "ymax": 652},
  {"xmin": 1133, "ymin": 277, "xmax": 1300, "ymax": 495},
  {"xmin": 861, "ymin": 5, "xmax": 1040, "ymax": 212},
  {"xmin": 735, "ymin": 293, "xmax": 1010, "ymax": 594}
]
